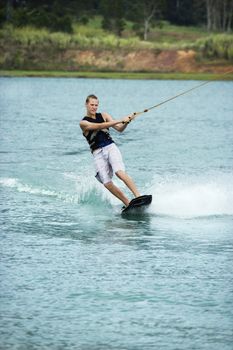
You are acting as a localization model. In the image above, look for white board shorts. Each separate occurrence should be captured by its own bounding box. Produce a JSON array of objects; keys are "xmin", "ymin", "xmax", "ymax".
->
[{"xmin": 93, "ymin": 143, "xmax": 125, "ymax": 184}]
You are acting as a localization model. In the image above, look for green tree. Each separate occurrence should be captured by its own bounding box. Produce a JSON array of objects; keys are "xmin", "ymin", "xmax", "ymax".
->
[
  {"xmin": 100, "ymin": 0, "xmax": 125, "ymax": 36},
  {"xmin": 205, "ymin": 0, "xmax": 233, "ymax": 31},
  {"xmin": 1, "ymin": 0, "xmax": 94, "ymax": 32},
  {"xmin": 126, "ymin": 0, "xmax": 165, "ymax": 40},
  {"xmin": 166, "ymin": 0, "xmax": 199, "ymax": 26}
]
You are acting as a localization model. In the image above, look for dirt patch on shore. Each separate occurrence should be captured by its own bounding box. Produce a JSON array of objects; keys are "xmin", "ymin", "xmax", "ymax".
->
[{"xmin": 64, "ymin": 49, "xmax": 233, "ymax": 73}]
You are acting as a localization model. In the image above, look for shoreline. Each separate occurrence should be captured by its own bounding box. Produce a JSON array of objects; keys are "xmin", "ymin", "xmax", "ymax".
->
[{"xmin": 1, "ymin": 70, "xmax": 233, "ymax": 80}]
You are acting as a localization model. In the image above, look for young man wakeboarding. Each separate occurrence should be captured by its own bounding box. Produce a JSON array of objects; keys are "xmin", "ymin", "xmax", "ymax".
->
[{"xmin": 80, "ymin": 94, "xmax": 141, "ymax": 207}]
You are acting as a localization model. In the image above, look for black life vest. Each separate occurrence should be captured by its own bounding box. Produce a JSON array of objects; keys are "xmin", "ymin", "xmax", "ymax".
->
[{"xmin": 82, "ymin": 113, "xmax": 114, "ymax": 152}]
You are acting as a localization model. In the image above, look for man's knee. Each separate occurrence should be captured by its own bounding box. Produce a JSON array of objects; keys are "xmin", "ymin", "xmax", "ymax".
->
[
  {"xmin": 104, "ymin": 181, "xmax": 113, "ymax": 189},
  {"xmin": 116, "ymin": 170, "xmax": 126, "ymax": 179}
]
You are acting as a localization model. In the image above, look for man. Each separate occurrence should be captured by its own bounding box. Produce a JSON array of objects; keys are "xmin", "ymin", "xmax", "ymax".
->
[{"xmin": 80, "ymin": 94, "xmax": 141, "ymax": 207}]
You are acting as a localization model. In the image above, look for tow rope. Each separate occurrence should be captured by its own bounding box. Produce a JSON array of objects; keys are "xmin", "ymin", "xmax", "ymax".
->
[{"xmin": 129, "ymin": 69, "xmax": 233, "ymax": 121}]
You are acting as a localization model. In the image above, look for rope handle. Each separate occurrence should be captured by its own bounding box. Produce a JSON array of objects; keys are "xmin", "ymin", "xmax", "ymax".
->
[{"xmin": 122, "ymin": 115, "xmax": 133, "ymax": 124}]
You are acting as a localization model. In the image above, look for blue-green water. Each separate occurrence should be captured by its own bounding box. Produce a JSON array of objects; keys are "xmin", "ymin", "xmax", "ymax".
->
[{"xmin": 0, "ymin": 77, "xmax": 233, "ymax": 350}]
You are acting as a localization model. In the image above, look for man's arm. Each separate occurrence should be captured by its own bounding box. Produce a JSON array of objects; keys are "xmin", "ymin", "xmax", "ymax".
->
[
  {"xmin": 80, "ymin": 118, "xmax": 122, "ymax": 134},
  {"xmin": 102, "ymin": 112, "xmax": 134, "ymax": 133}
]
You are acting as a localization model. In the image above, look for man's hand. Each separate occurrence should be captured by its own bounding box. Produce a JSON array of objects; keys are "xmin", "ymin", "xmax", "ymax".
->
[{"xmin": 121, "ymin": 114, "xmax": 135, "ymax": 124}]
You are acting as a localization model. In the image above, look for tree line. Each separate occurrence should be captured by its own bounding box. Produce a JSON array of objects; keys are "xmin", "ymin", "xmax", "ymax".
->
[{"xmin": 1, "ymin": 0, "xmax": 233, "ymax": 39}]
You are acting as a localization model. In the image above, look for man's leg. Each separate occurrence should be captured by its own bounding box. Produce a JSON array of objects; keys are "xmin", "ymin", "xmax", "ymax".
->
[
  {"xmin": 104, "ymin": 181, "xmax": 130, "ymax": 206},
  {"xmin": 108, "ymin": 145, "xmax": 140, "ymax": 199},
  {"xmin": 116, "ymin": 170, "xmax": 141, "ymax": 198}
]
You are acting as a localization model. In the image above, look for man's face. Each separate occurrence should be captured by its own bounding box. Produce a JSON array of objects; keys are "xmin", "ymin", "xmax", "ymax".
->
[{"xmin": 86, "ymin": 98, "xmax": 99, "ymax": 115}]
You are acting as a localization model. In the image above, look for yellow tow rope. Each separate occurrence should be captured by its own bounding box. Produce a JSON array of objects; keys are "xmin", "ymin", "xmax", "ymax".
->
[{"xmin": 129, "ymin": 69, "xmax": 233, "ymax": 120}]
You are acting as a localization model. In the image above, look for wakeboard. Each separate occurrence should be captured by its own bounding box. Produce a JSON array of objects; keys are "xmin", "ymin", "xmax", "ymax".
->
[{"xmin": 121, "ymin": 195, "xmax": 152, "ymax": 215}]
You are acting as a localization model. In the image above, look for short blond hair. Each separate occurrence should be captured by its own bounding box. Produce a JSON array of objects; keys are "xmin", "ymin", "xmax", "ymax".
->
[{"xmin": 86, "ymin": 94, "xmax": 98, "ymax": 103}]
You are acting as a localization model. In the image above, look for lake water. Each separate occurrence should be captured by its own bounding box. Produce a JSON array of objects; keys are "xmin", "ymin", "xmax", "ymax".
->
[{"xmin": 0, "ymin": 77, "xmax": 233, "ymax": 350}]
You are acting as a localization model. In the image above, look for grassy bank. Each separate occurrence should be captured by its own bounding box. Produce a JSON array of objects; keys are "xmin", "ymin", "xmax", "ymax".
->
[
  {"xmin": 1, "ymin": 70, "xmax": 233, "ymax": 80},
  {"xmin": 0, "ymin": 21, "xmax": 232, "ymax": 72},
  {"xmin": 1, "ymin": 22, "xmax": 232, "ymax": 53}
]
